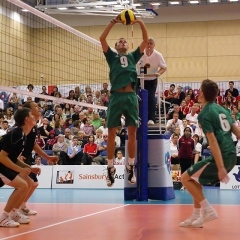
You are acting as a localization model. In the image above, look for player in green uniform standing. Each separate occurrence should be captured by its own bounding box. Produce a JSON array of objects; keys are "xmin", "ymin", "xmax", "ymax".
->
[
  {"xmin": 100, "ymin": 15, "xmax": 148, "ymax": 187},
  {"xmin": 180, "ymin": 79, "xmax": 240, "ymax": 228}
]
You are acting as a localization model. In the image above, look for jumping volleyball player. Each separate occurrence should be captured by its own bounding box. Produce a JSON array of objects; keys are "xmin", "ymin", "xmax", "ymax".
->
[
  {"xmin": 100, "ymin": 13, "xmax": 148, "ymax": 187},
  {"xmin": 180, "ymin": 79, "xmax": 240, "ymax": 228}
]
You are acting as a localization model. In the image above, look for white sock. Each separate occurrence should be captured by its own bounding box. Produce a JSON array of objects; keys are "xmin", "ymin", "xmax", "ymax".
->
[
  {"xmin": 107, "ymin": 159, "xmax": 113, "ymax": 167},
  {"xmin": 200, "ymin": 199, "xmax": 211, "ymax": 210},
  {"xmin": 0, "ymin": 211, "xmax": 9, "ymax": 218},
  {"xmin": 21, "ymin": 202, "xmax": 26, "ymax": 209},
  {"xmin": 128, "ymin": 158, "xmax": 135, "ymax": 165},
  {"xmin": 193, "ymin": 208, "xmax": 201, "ymax": 216}
]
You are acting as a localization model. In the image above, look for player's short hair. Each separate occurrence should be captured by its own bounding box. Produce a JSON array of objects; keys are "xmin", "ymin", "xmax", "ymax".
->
[
  {"xmin": 14, "ymin": 108, "xmax": 31, "ymax": 127},
  {"xmin": 201, "ymin": 79, "xmax": 218, "ymax": 102}
]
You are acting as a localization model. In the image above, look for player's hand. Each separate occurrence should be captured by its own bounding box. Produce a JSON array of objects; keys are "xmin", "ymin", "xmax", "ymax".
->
[
  {"xmin": 218, "ymin": 167, "xmax": 230, "ymax": 184},
  {"xmin": 17, "ymin": 155, "xmax": 26, "ymax": 162},
  {"xmin": 47, "ymin": 155, "xmax": 59, "ymax": 164},
  {"xmin": 20, "ymin": 167, "xmax": 31, "ymax": 176},
  {"xmin": 31, "ymin": 167, "xmax": 41, "ymax": 175},
  {"xmin": 113, "ymin": 15, "xmax": 122, "ymax": 23}
]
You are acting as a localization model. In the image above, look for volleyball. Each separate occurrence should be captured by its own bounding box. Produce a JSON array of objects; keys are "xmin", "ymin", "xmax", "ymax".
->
[{"xmin": 120, "ymin": 9, "xmax": 136, "ymax": 25}]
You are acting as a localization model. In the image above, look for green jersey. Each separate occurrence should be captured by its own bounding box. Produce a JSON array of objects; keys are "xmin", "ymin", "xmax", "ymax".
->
[
  {"xmin": 198, "ymin": 102, "xmax": 235, "ymax": 157},
  {"xmin": 104, "ymin": 47, "xmax": 143, "ymax": 92}
]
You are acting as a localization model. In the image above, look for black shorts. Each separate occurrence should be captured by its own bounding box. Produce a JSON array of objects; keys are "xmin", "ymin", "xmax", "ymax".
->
[
  {"xmin": 29, "ymin": 172, "xmax": 38, "ymax": 182},
  {"xmin": 0, "ymin": 163, "xmax": 18, "ymax": 186}
]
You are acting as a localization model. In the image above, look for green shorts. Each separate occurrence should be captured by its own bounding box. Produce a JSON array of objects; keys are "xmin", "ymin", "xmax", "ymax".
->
[
  {"xmin": 187, "ymin": 152, "xmax": 236, "ymax": 185},
  {"xmin": 106, "ymin": 92, "xmax": 138, "ymax": 128}
]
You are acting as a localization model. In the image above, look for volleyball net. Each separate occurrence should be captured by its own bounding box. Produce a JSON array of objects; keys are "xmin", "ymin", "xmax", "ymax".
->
[{"xmin": 1, "ymin": 0, "xmax": 109, "ymax": 99}]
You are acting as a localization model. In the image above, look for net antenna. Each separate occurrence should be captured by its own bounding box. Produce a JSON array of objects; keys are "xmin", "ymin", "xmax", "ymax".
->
[{"xmin": 35, "ymin": 0, "xmax": 158, "ymax": 18}]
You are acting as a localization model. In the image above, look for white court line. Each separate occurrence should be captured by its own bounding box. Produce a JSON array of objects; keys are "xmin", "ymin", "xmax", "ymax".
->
[{"xmin": 0, "ymin": 204, "xmax": 130, "ymax": 240}]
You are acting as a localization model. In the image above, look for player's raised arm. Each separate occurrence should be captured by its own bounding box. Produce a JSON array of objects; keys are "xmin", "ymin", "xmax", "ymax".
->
[
  {"xmin": 100, "ymin": 15, "xmax": 121, "ymax": 53},
  {"xmin": 132, "ymin": 19, "xmax": 148, "ymax": 53}
]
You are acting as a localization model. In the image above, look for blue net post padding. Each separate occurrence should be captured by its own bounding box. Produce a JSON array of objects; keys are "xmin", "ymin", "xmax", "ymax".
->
[
  {"xmin": 124, "ymin": 89, "xmax": 148, "ymax": 201},
  {"xmin": 136, "ymin": 89, "xmax": 148, "ymax": 201}
]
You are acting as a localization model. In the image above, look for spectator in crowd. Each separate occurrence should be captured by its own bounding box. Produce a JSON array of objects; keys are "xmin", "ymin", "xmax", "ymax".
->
[
  {"xmin": 224, "ymin": 81, "xmax": 239, "ymax": 98},
  {"xmin": 0, "ymin": 114, "xmax": 4, "ymax": 129},
  {"xmin": 165, "ymin": 112, "xmax": 182, "ymax": 135},
  {"xmin": 84, "ymin": 107, "xmax": 94, "ymax": 120},
  {"xmin": 177, "ymin": 127, "xmax": 195, "ymax": 190},
  {"xmin": 52, "ymin": 134, "xmax": 68, "ymax": 165},
  {"xmin": 186, "ymin": 89, "xmax": 195, "ymax": 102},
  {"xmin": 64, "ymin": 128, "xmax": 73, "ymax": 146},
  {"xmin": 221, "ymin": 101, "xmax": 231, "ymax": 115},
  {"xmin": 180, "ymin": 100, "xmax": 190, "ymax": 117},
  {"xmin": 163, "ymin": 84, "xmax": 175, "ymax": 110},
  {"xmin": 61, "ymin": 136, "xmax": 83, "ymax": 165},
  {"xmin": 45, "ymin": 130, "xmax": 57, "ymax": 150},
  {"xmin": 233, "ymin": 106, "xmax": 240, "ymax": 121},
  {"xmin": 92, "ymin": 134, "xmax": 108, "ymax": 165},
  {"xmin": 86, "ymin": 94, "xmax": 94, "ymax": 104},
  {"xmin": 36, "ymin": 86, "xmax": 49, "ymax": 103},
  {"xmin": 33, "ymin": 156, "xmax": 44, "ymax": 166},
  {"xmin": 168, "ymin": 104, "xmax": 184, "ymax": 120},
  {"xmin": 139, "ymin": 37, "xmax": 167, "ymax": 125},
  {"xmin": 77, "ymin": 131, "xmax": 88, "ymax": 148},
  {"xmin": 81, "ymin": 135, "xmax": 98, "ymax": 165},
  {"xmin": 5, "ymin": 91, "xmax": 21, "ymax": 111},
  {"xmin": 79, "ymin": 112, "xmax": 86, "ymax": 127},
  {"xmin": 74, "ymin": 86, "xmax": 81, "ymax": 100},
  {"xmin": 186, "ymin": 103, "xmax": 199, "ymax": 131},
  {"xmin": 101, "ymin": 83, "xmax": 110, "ymax": 97},
  {"xmin": 64, "ymin": 118, "xmax": 73, "ymax": 129},
  {"xmin": 56, "ymin": 107, "xmax": 67, "ymax": 121},
  {"xmin": 193, "ymin": 134, "xmax": 202, "ymax": 164},
  {"xmin": 38, "ymin": 118, "xmax": 53, "ymax": 140},
  {"xmin": 71, "ymin": 120, "xmax": 81, "ymax": 136},
  {"xmin": 170, "ymin": 133, "xmax": 180, "ymax": 170},
  {"xmin": 79, "ymin": 94, "xmax": 86, "ymax": 102},
  {"xmin": 23, "ymin": 84, "xmax": 35, "ymax": 103},
  {"xmin": 0, "ymin": 120, "xmax": 9, "ymax": 137},
  {"xmin": 93, "ymin": 90, "xmax": 101, "ymax": 104},
  {"xmin": 50, "ymin": 113, "xmax": 60, "ymax": 128},
  {"xmin": 62, "ymin": 103, "xmax": 73, "ymax": 118},
  {"xmin": 35, "ymin": 131, "xmax": 45, "ymax": 150},
  {"xmin": 114, "ymin": 150, "xmax": 125, "ymax": 165},
  {"xmin": 99, "ymin": 117, "xmax": 108, "ymax": 135},
  {"xmin": 96, "ymin": 101, "xmax": 107, "ymax": 119},
  {"xmin": 4, "ymin": 108, "xmax": 15, "ymax": 127},
  {"xmin": 185, "ymin": 94, "xmax": 194, "ymax": 108},
  {"xmin": 0, "ymin": 99, "xmax": 4, "ymax": 110},
  {"xmin": 72, "ymin": 105, "xmax": 80, "ymax": 122},
  {"xmin": 180, "ymin": 118, "xmax": 193, "ymax": 136},
  {"xmin": 50, "ymin": 86, "xmax": 58, "ymax": 97},
  {"xmin": 91, "ymin": 112, "xmax": 102, "ymax": 130},
  {"xmin": 174, "ymin": 86, "xmax": 185, "ymax": 106},
  {"xmin": 225, "ymin": 95, "xmax": 235, "ymax": 111},
  {"xmin": 54, "ymin": 119, "xmax": 65, "ymax": 136},
  {"xmin": 94, "ymin": 128, "xmax": 103, "ymax": 147},
  {"xmin": 100, "ymin": 93, "xmax": 109, "ymax": 107},
  {"xmin": 81, "ymin": 117, "xmax": 95, "ymax": 136},
  {"xmin": 53, "ymin": 92, "xmax": 62, "ymax": 107},
  {"xmin": 116, "ymin": 125, "xmax": 126, "ymax": 147}
]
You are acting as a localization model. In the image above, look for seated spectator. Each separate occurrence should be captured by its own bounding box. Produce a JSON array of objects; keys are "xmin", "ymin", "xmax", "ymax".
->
[
  {"xmin": 221, "ymin": 101, "xmax": 231, "ymax": 115},
  {"xmin": 77, "ymin": 131, "xmax": 88, "ymax": 148},
  {"xmin": 38, "ymin": 118, "xmax": 53, "ymax": 141},
  {"xmin": 94, "ymin": 128, "xmax": 103, "ymax": 147},
  {"xmin": 225, "ymin": 95, "xmax": 235, "ymax": 111},
  {"xmin": 33, "ymin": 155, "xmax": 44, "ymax": 166},
  {"xmin": 54, "ymin": 119, "xmax": 65, "ymax": 136},
  {"xmin": 165, "ymin": 113, "xmax": 182, "ymax": 135},
  {"xmin": 45, "ymin": 130, "xmax": 57, "ymax": 150},
  {"xmin": 52, "ymin": 134, "xmax": 68, "ymax": 165},
  {"xmin": 43, "ymin": 104, "xmax": 54, "ymax": 121},
  {"xmin": 194, "ymin": 123, "xmax": 205, "ymax": 144},
  {"xmin": 100, "ymin": 82, "xmax": 110, "ymax": 97},
  {"xmin": 0, "ymin": 99, "xmax": 4, "ymax": 111},
  {"xmin": 64, "ymin": 128, "xmax": 73, "ymax": 146},
  {"xmin": 50, "ymin": 113, "xmax": 60, "ymax": 128},
  {"xmin": 233, "ymin": 106, "xmax": 240, "ymax": 121},
  {"xmin": 0, "ymin": 113, "xmax": 4, "ymax": 129},
  {"xmin": 96, "ymin": 101, "xmax": 107, "ymax": 119},
  {"xmin": 50, "ymin": 86, "xmax": 58, "ymax": 96},
  {"xmin": 84, "ymin": 86, "xmax": 92, "ymax": 99},
  {"xmin": 63, "ymin": 103, "xmax": 73, "ymax": 118},
  {"xmin": 64, "ymin": 118, "xmax": 73, "ymax": 129},
  {"xmin": 60, "ymin": 136, "xmax": 83, "ymax": 165},
  {"xmin": 74, "ymin": 86, "xmax": 81, "ymax": 100},
  {"xmin": 224, "ymin": 81, "xmax": 239, "ymax": 98},
  {"xmin": 5, "ymin": 91, "xmax": 21, "ymax": 112},
  {"xmin": 79, "ymin": 94, "xmax": 86, "ymax": 102},
  {"xmin": 81, "ymin": 135, "xmax": 98, "ymax": 165},
  {"xmin": 91, "ymin": 112, "xmax": 102, "ymax": 130},
  {"xmin": 186, "ymin": 103, "xmax": 198, "ymax": 130},
  {"xmin": 84, "ymin": 107, "xmax": 94, "ymax": 120},
  {"xmin": 0, "ymin": 120, "xmax": 9, "ymax": 137},
  {"xmin": 180, "ymin": 119, "xmax": 193, "ymax": 136},
  {"xmin": 184, "ymin": 94, "xmax": 194, "ymax": 108},
  {"xmin": 170, "ymin": 133, "xmax": 179, "ymax": 170},
  {"xmin": 56, "ymin": 106, "xmax": 67, "ymax": 121},
  {"xmin": 92, "ymin": 134, "xmax": 108, "ymax": 165},
  {"xmin": 36, "ymin": 131, "xmax": 45, "ymax": 150},
  {"xmin": 93, "ymin": 90, "xmax": 101, "ymax": 104},
  {"xmin": 179, "ymin": 100, "xmax": 190, "ymax": 117},
  {"xmin": 23, "ymin": 84, "xmax": 35, "ymax": 103},
  {"xmin": 116, "ymin": 125, "xmax": 126, "ymax": 147},
  {"xmin": 71, "ymin": 120, "xmax": 81, "ymax": 137},
  {"xmin": 115, "ymin": 135, "xmax": 121, "ymax": 148},
  {"xmin": 72, "ymin": 105, "xmax": 81, "ymax": 122},
  {"xmin": 81, "ymin": 117, "xmax": 95, "ymax": 136},
  {"xmin": 99, "ymin": 117, "xmax": 108, "ymax": 135},
  {"xmin": 4, "ymin": 108, "xmax": 15, "ymax": 127},
  {"xmin": 186, "ymin": 88, "xmax": 195, "ymax": 102},
  {"xmin": 173, "ymin": 86, "xmax": 185, "ymax": 106},
  {"xmin": 86, "ymin": 94, "xmax": 94, "ymax": 104},
  {"xmin": 100, "ymin": 93, "xmax": 109, "ymax": 107},
  {"xmin": 167, "ymin": 104, "xmax": 184, "ymax": 120},
  {"xmin": 163, "ymin": 84, "xmax": 175, "ymax": 109},
  {"xmin": 79, "ymin": 112, "xmax": 86, "ymax": 127},
  {"xmin": 114, "ymin": 150, "xmax": 125, "ymax": 165},
  {"xmin": 193, "ymin": 134, "xmax": 202, "ymax": 164}
]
